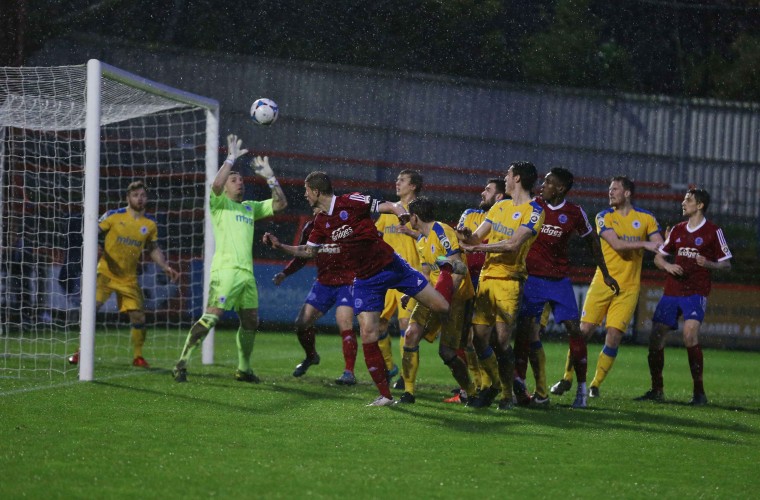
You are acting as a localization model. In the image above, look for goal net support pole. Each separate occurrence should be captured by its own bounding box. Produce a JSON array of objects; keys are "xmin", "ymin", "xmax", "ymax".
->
[
  {"xmin": 0, "ymin": 59, "xmax": 219, "ymax": 382},
  {"xmin": 79, "ymin": 59, "xmax": 220, "ymax": 381}
]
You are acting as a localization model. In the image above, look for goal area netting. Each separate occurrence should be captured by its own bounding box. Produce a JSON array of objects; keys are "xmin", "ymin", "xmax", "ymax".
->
[{"xmin": 1, "ymin": 60, "xmax": 219, "ymax": 384}]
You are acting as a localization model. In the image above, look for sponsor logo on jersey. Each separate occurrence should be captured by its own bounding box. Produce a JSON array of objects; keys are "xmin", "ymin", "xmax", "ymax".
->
[
  {"xmin": 541, "ymin": 224, "xmax": 563, "ymax": 237},
  {"xmin": 677, "ymin": 247, "xmax": 700, "ymax": 259},
  {"xmin": 491, "ymin": 221, "xmax": 515, "ymax": 237},
  {"xmin": 116, "ymin": 236, "xmax": 143, "ymax": 247},
  {"xmin": 620, "ymin": 234, "xmax": 642, "ymax": 242},
  {"xmin": 235, "ymin": 214, "xmax": 253, "ymax": 225},
  {"xmin": 331, "ymin": 225, "xmax": 354, "ymax": 241},
  {"xmin": 319, "ymin": 244, "xmax": 341, "ymax": 254}
]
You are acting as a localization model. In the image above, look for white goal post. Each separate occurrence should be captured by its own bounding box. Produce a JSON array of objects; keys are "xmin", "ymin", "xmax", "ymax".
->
[{"xmin": 0, "ymin": 60, "xmax": 219, "ymax": 383}]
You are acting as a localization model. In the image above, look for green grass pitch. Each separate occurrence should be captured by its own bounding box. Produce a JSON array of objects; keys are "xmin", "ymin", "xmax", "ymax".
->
[{"xmin": 2, "ymin": 329, "xmax": 759, "ymax": 498}]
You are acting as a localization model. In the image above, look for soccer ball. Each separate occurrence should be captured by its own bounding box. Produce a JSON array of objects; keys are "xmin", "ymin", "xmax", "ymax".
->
[{"xmin": 250, "ymin": 98, "xmax": 279, "ymax": 126}]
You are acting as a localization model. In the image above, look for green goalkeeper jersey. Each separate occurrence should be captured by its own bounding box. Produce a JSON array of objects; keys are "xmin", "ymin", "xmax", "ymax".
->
[{"xmin": 209, "ymin": 191, "xmax": 274, "ymax": 274}]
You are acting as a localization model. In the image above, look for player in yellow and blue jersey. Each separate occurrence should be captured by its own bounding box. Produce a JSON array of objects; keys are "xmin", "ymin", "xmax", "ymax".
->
[
  {"xmin": 375, "ymin": 169, "xmax": 424, "ymax": 388},
  {"xmin": 450, "ymin": 178, "xmax": 506, "ymax": 401},
  {"xmin": 172, "ymin": 134, "xmax": 288, "ymax": 383},
  {"xmin": 550, "ymin": 176, "xmax": 662, "ymax": 404},
  {"xmin": 457, "ymin": 161, "xmax": 544, "ymax": 410},
  {"xmin": 395, "ymin": 197, "xmax": 475, "ymax": 404},
  {"xmin": 67, "ymin": 180, "xmax": 179, "ymax": 368}
]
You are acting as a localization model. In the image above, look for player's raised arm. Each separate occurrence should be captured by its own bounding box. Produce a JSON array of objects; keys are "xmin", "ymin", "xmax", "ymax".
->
[
  {"xmin": 262, "ymin": 232, "xmax": 317, "ymax": 259},
  {"xmin": 376, "ymin": 200, "xmax": 411, "ymax": 225},
  {"xmin": 212, "ymin": 134, "xmax": 248, "ymax": 195},
  {"xmin": 457, "ymin": 219, "xmax": 492, "ymax": 247},
  {"xmin": 253, "ymin": 156, "xmax": 288, "ymax": 213},
  {"xmin": 470, "ymin": 224, "xmax": 535, "ymax": 254}
]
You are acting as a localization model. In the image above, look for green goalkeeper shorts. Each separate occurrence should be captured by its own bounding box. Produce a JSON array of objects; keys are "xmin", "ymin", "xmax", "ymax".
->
[{"xmin": 207, "ymin": 268, "xmax": 259, "ymax": 311}]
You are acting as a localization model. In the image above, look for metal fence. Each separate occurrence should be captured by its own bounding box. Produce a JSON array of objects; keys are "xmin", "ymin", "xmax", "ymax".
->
[{"xmin": 29, "ymin": 35, "xmax": 760, "ymax": 218}]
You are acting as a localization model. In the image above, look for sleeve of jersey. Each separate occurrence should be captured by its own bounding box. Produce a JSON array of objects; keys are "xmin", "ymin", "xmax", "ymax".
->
[
  {"xmin": 576, "ymin": 206, "xmax": 594, "ymax": 238},
  {"xmin": 283, "ymin": 221, "xmax": 313, "ymax": 276},
  {"xmin": 596, "ymin": 210, "xmax": 611, "ymax": 234},
  {"xmin": 714, "ymin": 228, "xmax": 733, "ymax": 261},
  {"xmin": 247, "ymin": 199, "xmax": 274, "ymax": 221},
  {"xmin": 306, "ymin": 221, "xmax": 323, "ymax": 247},
  {"xmin": 647, "ymin": 213, "xmax": 662, "ymax": 238},
  {"xmin": 457, "ymin": 210, "xmax": 473, "ymax": 229},
  {"xmin": 433, "ymin": 223, "xmax": 459, "ymax": 257},
  {"xmin": 660, "ymin": 229, "xmax": 675, "ymax": 256},
  {"xmin": 484, "ymin": 204, "xmax": 499, "ymax": 226},
  {"xmin": 521, "ymin": 201, "xmax": 544, "ymax": 234},
  {"xmin": 98, "ymin": 212, "xmax": 111, "ymax": 232},
  {"xmin": 148, "ymin": 220, "xmax": 159, "ymax": 243},
  {"xmin": 209, "ymin": 190, "xmax": 224, "ymax": 209}
]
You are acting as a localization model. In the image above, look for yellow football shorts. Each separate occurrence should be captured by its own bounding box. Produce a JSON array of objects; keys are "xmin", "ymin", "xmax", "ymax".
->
[
  {"xmin": 581, "ymin": 282, "xmax": 640, "ymax": 333},
  {"xmin": 471, "ymin": 278, "xmax": 523, "ymax": 327},
  {"xmin": 380, "ymin": 288, "xmax": 416, "ymax": 322},
  {"xmin": 96, "ymin": 273, "xmax": 143, "ymax": 313},
  {"xmin": 409, "ymin": 297, "xmax": 471, "ymax": 348}
]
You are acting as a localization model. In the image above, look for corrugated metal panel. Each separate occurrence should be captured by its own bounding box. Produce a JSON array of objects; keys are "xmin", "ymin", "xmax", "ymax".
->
[{"xmin": 29, "ymin": 37, "xmax": 760, "ymax": 215}]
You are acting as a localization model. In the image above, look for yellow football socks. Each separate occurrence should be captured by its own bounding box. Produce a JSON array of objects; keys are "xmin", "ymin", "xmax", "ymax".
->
[
  {"xmin": 377, "ymin": 332, "xmax": 394, "ymax": 371},
  {"xmin": 401, "ymin": 346, "xmax": 419, "ymax": 394},
  {"xmin": 590, "ymin": 345, "xmax": 618, "ymax": 388},
  {"xmin": 130, "ymin": 326, "xmax": 146, "ymax": 359},
  {"xmin": 562, "ymin": 348, "xmax": 574, "ymax": 382}
]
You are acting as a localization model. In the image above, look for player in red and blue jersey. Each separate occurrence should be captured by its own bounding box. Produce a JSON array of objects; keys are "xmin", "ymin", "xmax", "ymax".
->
[
  {"xmin": 263, "ymin": 171, "xmax": 457, "ymax": 406},
  {"xmin": 271, "ymin": 210, "xmax": 358, "ymax": 385},
  {"xmin": 513, "ymin": 167, "xmax": 618, "ymax": 408},
  {"xmin": 636, "ymin": 188, "xmax": 731, "ymax": 406}
]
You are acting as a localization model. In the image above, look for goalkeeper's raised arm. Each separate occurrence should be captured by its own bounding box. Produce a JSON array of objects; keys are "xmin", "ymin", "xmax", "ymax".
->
[
  {"xmin": 253, "ymin": 155, "xmax": 287, "ymax": 212},
  {"xmin": 212, "ymin": 134, "xmax": 248, "ymax": 196}
]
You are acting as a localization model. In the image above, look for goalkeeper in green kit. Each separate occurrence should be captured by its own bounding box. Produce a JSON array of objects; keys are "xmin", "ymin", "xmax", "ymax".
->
[{"xmin": 173, "ymin": 134, "xmax": 288, "ymax": 383}]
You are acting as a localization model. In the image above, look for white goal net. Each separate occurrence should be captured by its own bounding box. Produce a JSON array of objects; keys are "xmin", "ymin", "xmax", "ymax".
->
[{"xmin": 0, "ymin": 60, "xmax": 218, "ymax": 385}]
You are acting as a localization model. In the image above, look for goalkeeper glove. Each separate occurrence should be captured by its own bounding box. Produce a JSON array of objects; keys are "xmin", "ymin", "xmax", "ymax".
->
[
  {"xmin": 253, "ymin": 156, "xmax": 279, "ymax": 187},
  {"xmin": 225, "ymin": 134, "xmax": 249, "ymax": 164}
]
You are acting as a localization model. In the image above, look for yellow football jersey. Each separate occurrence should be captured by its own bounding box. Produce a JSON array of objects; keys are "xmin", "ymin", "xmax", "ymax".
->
[
  {"xmin": 593, "ymin": 206, "xmax": 661, "ymax": 288},
  {"xmin": 457, "ymin": 208, "xmax": 487, "ymax": 234},
  {"xmin": 97, "ymin": 207, "xmax": 158, "ymax": 281},
  {"xmin": 375, "ymin": 205, "xmax": 421, "ymax": 270},
  {"xmin": 417, "ymin": 221, "xmax": 474, "ymax": 300},
  {"xmin": 481, "ymin": 199, "xmax": 544, "ymax": 281}
]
